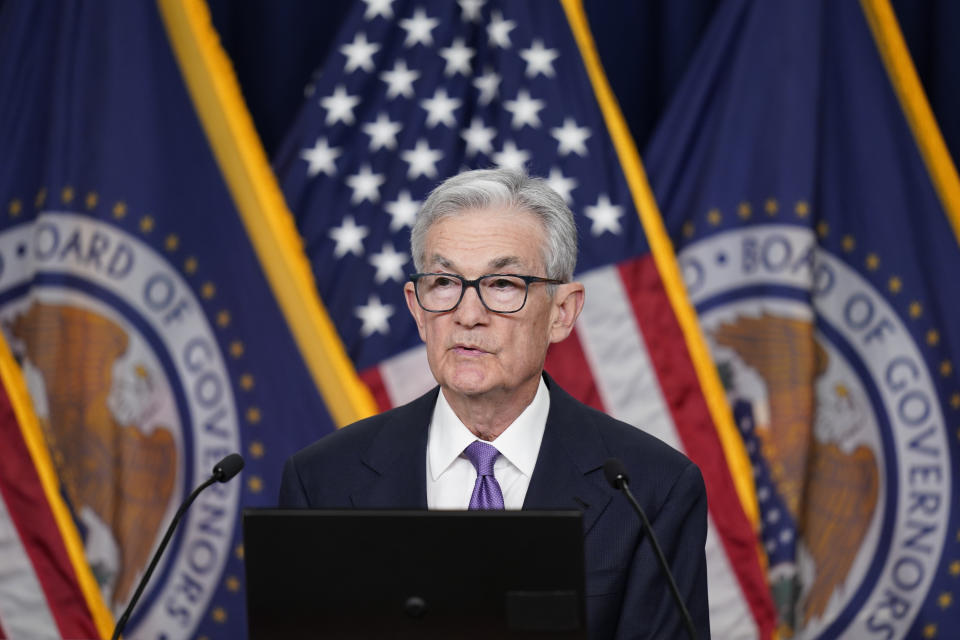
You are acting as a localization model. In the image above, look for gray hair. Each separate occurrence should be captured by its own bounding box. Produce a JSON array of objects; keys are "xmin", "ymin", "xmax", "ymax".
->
[{"xmin": 410, "ymin": 168, "xmax": 578, "ymax": 281}]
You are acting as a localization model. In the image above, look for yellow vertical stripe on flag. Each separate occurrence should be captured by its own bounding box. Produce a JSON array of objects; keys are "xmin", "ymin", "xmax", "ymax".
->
[
  {"xmin": 0, "ymin": 335, "xmax": 115, "ymax": 639},
  {"xmin": 860, "ymin": 0, "xmax": 960, "ymax": 248},
  {"xmin": 559, "ymin": 0, "xmax": 761, "ymax": 530},
  {"xmin": 156, "ymin": 0, "xmax": 378, "ymax": 427}
]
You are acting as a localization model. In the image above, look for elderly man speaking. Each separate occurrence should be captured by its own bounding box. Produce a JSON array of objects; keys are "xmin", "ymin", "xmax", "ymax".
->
[{"xmin": 279, "ymin": 168, "xmax": 710, "ymax": 638}]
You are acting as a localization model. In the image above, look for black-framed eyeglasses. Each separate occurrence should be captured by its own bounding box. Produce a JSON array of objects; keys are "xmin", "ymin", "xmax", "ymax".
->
[{"xmin": 409, "ymin": 272, "xmax": 565, "ymax": 313}]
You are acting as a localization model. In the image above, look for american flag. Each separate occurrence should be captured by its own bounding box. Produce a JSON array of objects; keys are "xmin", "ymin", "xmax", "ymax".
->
[{"xmin": 273, "ymin": 1, "xmax": 774, "ymax": 636}]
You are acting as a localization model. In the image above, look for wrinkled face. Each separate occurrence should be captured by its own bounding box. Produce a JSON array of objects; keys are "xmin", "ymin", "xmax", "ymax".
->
[{"xmin": 404, "ymin": 208, "xmax": 568, "ymax": 402}]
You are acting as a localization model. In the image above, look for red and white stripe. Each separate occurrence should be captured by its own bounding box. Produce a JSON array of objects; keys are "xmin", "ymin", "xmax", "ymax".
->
[
  {"xmin": 0, "ymin": 387, "xmax": 101, "ymax": 640},
  {"xmin": 361, "ymin": 255, "xmax": 775, "ymax": 639}
]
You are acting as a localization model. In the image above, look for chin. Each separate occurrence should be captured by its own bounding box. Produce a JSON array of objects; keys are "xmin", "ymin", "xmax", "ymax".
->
[
  {"xmin": 448, "ymin": 380, "xmax": 495, "ymax": 397},
  {"xmin": 444, "ymin": 369, "xmax": 496, "ymax": 397}
]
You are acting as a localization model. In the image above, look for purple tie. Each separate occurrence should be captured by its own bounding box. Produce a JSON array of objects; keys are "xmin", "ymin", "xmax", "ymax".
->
[{"xmin": 463, "ymin": 441, "xmax": 505, "ymax": 510}]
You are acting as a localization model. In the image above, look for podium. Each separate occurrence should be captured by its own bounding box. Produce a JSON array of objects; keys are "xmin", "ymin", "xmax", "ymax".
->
[{"xmin": 243, "ymin": 510, "xmax": 587, "ymax": 639}]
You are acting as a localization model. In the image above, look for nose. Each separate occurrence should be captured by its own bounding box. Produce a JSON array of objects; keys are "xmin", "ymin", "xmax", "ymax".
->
[{"xmin": 452, "ymin": 283, "xmax": 489, "ymax": 327}]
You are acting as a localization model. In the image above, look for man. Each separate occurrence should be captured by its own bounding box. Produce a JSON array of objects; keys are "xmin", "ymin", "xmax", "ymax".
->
[{"xmin": 280, "ymin": 168, "xmax": 709, "ymax": 638}]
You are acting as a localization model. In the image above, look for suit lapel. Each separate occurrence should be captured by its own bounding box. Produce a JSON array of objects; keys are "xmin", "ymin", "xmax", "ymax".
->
[
  {"xmin": 523, "ymin": 374, "xmax": 612, "ymax": 534},
  {"xmin": 350, "ymin": 387, "xmax": 437, "ymax": 509},
  {"xmin": 350, "ymin": 376, "xmax": 613, "ymax": 523}
]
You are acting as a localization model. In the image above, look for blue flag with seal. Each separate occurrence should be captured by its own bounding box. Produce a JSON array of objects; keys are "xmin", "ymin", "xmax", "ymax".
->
[
  {"xmin": 645, "ymin": 0, "xmax": 960, "ymax": 637},
  {"xmin": 0, "ymin": 1, "xmax": 373, "ymax": 638}
]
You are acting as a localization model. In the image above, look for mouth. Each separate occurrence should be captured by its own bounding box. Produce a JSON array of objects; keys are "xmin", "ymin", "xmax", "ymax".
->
[{"xmin": 452, "ymin": 344, "xmax": 489, "ymax": 356}]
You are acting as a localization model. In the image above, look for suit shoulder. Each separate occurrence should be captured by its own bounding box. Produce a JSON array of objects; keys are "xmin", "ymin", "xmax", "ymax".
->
[
  {"xmin": 546, "ymin": 374, "xmax": 692, "ymax": 469},
  {"xmin": 287, "ymin": 386, "xmax": 439, "ymax": 467},
  {"xmin": 587, "ymin": 404, "xmax": 706, "ymax": 510},
  {"xmin": 288, "ymin": 410, "xmax": 384, "ymax": 465},
  {"xmin": 557, "ymin": 385, "xmax": 698, "ymax": 486},
  {"xmin": 596, "ymin": 408, "xmax": 690, "ymax": 466}
]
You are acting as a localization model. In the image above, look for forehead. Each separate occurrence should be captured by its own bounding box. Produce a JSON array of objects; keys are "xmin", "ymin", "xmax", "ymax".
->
[{"xmin": 423, "ymin": 208, "xmax": 546, "ymax": 272}]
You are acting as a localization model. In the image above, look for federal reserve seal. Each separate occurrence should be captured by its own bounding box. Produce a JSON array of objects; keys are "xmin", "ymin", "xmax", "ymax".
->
[
  {"xmin": 0, "ymin": 210, "xmax": 242, "ymax": 639},
  {"xmin": 679, "ymin": 224, "xmax": 950, "ymax": 638}
]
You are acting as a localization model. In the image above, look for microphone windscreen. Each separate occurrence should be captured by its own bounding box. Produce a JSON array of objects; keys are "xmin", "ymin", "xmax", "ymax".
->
[
  {"xmin": 213, "ymin": 453, "xmax": 245, "ymax": 482},
  {"xmin": 603, "ymin": 458, "xmax": 629, "ymax": 489}
]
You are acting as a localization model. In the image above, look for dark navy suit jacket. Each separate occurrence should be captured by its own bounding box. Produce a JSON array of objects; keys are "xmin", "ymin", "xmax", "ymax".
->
[{"xmin": 279, "ymin": 373, "xmax": 710, "ymax": 639}]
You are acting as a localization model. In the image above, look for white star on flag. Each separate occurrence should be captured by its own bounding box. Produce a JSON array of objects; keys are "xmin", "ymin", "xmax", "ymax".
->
[
  {"xmin": 363, "ymin": 113, "xmax": 402, "ymax": 151},
  {"xmin": 385, "ymin": 190, "xmax": 420, "ymax": 231},
  {"xmin": 369, "ymin": 242, "xmax": 409, "ymax": 283},
  {"xmin": 473, "ymin": 68, "xmax": 501, "ymax": 106},
  {"xmin": 461, "ymin": 117, "xmax": 497, "ymax": 156},
  {"xmin": 346, "ymin": 165, "xmax": 386, "ymax": 204},
  {"xmin": 547, "ymin": 167, "xmax": 578, "ymax": 204},
  {"xmin": 361, "ymin": 0, "xmax": 393, "ymax": 20},
  {"xmin": 520, "ymin": 39, "xmax": 559, "ymax": 77},
  {"xmin": 355, "ymin": 294, "xmax": 395, "ymax": 336},
  {"xmin": 329, "ymin": 215, "xmax": 370, "ymax": 257},
  {"xmin": 439, "ymin": 38, "xmax": 475, "ymax": 77},
  {"xmin": 504, "ymin": 89, "xmax": 545, "ymax": 129},
  {"xmin": 399, "ymin": 8, "xmax": 439, "ymax": 47},
  {"xmin": 340, "ymin": 32, "xmax": 380, "ymax": 73},
  {"xmin": 551, "ymin": 117, "xmax": 591, "ymax": 156},
  {"xmin": 300, "ymin": 137, "xmax": 341, "ymax": 177},
  {"xmin": 421, "ymin": 88, "xmax": 462, "ymax": 128},
  {"xmin": 380, "ymin": 60, "xmax": 420, "ymax": 99},
  {"xmin": 493, "ymin": 141, "xmax": 530, "ymax": 170},
  {"xmin": 457, "ymin": 0, "xmax": 485, "ymax": 22},
  {"xmin": 320, "ymin": 85, "xmax": 360, "ymax": 125},
  {"xmin": 402, "ymin": 139, "xmax": 444, "ymax": 179},
  {"xmin": 584, "ymin": 194, "xmax": 624, "ymax": 236},
  {"xmin": 487, "ymin": 10, "xmax": 516, "ymax": 48}
]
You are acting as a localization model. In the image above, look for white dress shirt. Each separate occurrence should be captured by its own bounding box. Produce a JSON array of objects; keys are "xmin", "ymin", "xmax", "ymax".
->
[{"xmin": 426, "ymin": 378, "xmax": 550, "ymax": 510}]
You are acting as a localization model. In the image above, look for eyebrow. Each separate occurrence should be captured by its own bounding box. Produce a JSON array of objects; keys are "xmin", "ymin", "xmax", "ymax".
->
[{"xmin": 431, "ymin": 254, "xmax": 527, "ymax": 273}]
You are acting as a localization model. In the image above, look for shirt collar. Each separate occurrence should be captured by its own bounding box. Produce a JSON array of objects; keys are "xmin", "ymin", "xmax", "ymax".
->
[{"xmin": 427, "ymin": 377, "xmax": 550, "ymax": 481}]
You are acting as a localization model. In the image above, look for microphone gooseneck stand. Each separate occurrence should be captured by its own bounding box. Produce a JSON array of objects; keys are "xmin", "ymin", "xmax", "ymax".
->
[
  {"xmin": 111, "ymin": 453, "xmax": 245, "ymax": 640},
  {"xmin": 603, "ymin": 458, "xmax": 698, "ymax": 640}
]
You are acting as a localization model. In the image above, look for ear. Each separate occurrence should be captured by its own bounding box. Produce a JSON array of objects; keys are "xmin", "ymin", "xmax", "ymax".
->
[
  {"xmin": 404, "ymin": 281, "xmax": 428, "ymax": 342},
  {"xmin": 548, "ymin": 282, "xmax": 585, "ymax": 344}
]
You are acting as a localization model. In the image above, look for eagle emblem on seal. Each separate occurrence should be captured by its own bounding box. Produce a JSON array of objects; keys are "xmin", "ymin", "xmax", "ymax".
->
[
  {"xmin": 713, "ymin": 312, "xmax": 878, "ymax": 632},
  {"xmin": 11, "ymin": 301, "xmax": 177, "ymax": 608}
]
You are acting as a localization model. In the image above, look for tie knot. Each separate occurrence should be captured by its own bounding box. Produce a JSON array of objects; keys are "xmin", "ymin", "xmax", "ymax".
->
[{"xmin": 463, "ymin": 441, "xmax": 499, "ymax": 476}]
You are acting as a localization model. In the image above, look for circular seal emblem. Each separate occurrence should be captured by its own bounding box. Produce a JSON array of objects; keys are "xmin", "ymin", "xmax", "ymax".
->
[
  {"xmin": 679, "ymin": 224, "xmax": 951, "ymax": 638},
  {"xmin": 0, "ymin": 210, "xmax": 241, "ymax": 638}
]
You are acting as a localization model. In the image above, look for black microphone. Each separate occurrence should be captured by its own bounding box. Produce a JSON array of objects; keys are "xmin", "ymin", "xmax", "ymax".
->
[
  {"xmin": 603, "ymin": 458, "xmax": 698, "ymax": 640},
  {"xmin": 212, "ymin": 452, "xmax": 245, "ymax": 482},
  {"xmin": 111, "ymin": 453, "xmax": 245, "ymax": 640}
]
